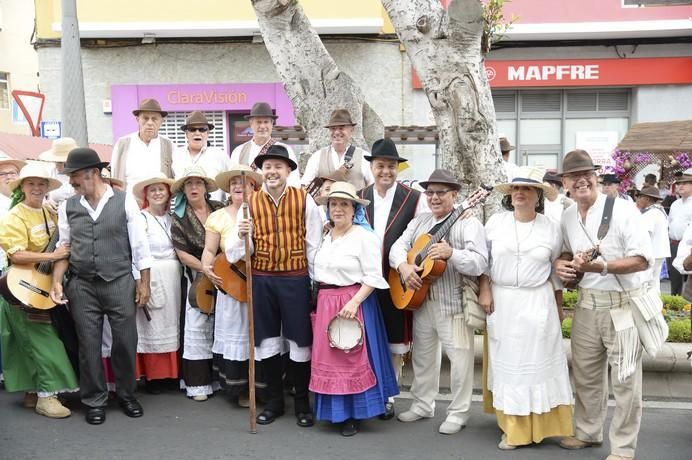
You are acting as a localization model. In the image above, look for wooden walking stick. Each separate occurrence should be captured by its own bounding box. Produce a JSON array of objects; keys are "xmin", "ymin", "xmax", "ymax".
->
[{"xmin": 241, "ymin": 171, "xmax": 257, "ymax": 434}]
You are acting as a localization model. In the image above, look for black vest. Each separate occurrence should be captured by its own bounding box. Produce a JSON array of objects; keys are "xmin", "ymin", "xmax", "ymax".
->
[{"xmin": 66, "ymin": 190, "xmax": 132, "ymax": 281}]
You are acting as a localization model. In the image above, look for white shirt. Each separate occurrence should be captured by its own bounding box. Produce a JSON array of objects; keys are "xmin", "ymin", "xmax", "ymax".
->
[
  {"xmin": 172, "ymin": 145, "xmax": 231, "ymax": 201},
  {"xmin": 0, "ymin": 194, "xmax": 10, "ymax": 272},
  {"xmin": 668, "ymin": 195, "xmax": 692, "ymax": 240},
  {"xmin": 48, "ymin": 173, "xmax": 75, "ymax": 204},
  {"xmin": 57, "ymin": 185, "xmax": 153, "ymax": 271},
  {"xmin": 673, "ymin": 223, "xmax": 692, "ymax": 274},
  {"xmin": 372, "ymin": 183, "xmax": 429, "ymax": 243},
  {"xmin": 138, "ymin": 211, "xmax": 177, "ymax": 260},
  {"xmin": 640, "ymin": 205, "xmax": 671, "ymax": 259},
  {"xmin": 112, "ymin": 133, "xmax": 165, "ymax": 194},
  {"xmin": 229, "ymin": 139, "xmax": 301, "ymax": 187},
  {"xmin": 503, "ymin": 160, "xmax": 519, "ymax": 180},
  {"xmin": 301, "ymin": 145, "xmax": 374, "ymax": 186},
  {"xmin": 560, "ymin": 193, "xmax": 652, "ymax": 291},
  {"xmin": 314, "ymin": 225, "xmax": 388, "ymax": 289},
  {"xmin": 544, "ymin": 194, "xmax": 572, "ymax": 224}
]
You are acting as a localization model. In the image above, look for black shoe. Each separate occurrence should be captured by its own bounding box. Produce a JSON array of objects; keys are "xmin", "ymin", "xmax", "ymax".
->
[
  {"xmin": 341, "ymin": 419, "xmax": 358, "ymax": 437},
  {"xmin": 118, "ymin": 398, "xmax": 143, "ymax": 418},
  {"xmin": 257, "ymin": 409, "xmax": 284, "ymax": 425},
  {"xmin": 296, "ymin": 412, "xmax": 314, "ymax": 428},
  {"xmin": 378, "ymin": 401, "xmax": 395, "ymax": 420},
  {"xmin": 85, "ymin": 407, "xmax": 106, "ymax": 425}
]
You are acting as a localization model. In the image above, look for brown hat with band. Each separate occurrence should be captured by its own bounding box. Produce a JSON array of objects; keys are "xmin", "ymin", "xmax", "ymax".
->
[
  {"xmin": 674, "ymin": 168, "xmax": 692, "ymax": 184},
  {"xmin": 499, "ymin": 138, "xmax": 515, "ymax": 152},
  {"xmin": 132, "ymin": 98, "xmax": 168, "ymax": 117},
  {"xmin": 244, "ymin": 102, "xmax": 278, "ymax": 120},
  {"xmin": 558, "ymin": 149, "xmax": 600, "ymax": 177},
  {"xmin": 324, "ymin": 109, "xmax": 356, "ymax": 128},
  {"xmin": 638, "ymin": 185, "xmax": 662, "ymax": 200},
  {"xmin": 419, "ymin": 169, "xmax": 462, "ymax": 191},
  {"xmin": 180, "ymin": 111, "xmax": 215, "ymax": 131}
]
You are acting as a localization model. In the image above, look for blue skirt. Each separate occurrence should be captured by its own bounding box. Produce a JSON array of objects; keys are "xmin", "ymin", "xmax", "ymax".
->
[{"xmin": 314, "ymin": 294, "xmax": 399, "ymax": 423}]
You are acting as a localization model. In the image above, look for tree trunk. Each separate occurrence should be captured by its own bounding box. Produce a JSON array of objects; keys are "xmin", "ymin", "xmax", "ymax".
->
[
  {"xmin": 251, "ymin": 0, "xmax": 383, "ymax": 160},
  {"xmin": 381, "ymin": 0, "xmax": 504, "ymax": 218}
]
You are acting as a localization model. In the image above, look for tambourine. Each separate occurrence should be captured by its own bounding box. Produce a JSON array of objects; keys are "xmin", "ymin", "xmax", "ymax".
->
[{"xmin": 327, "ymin": 316, "xmax": 364, "ymax": 353}]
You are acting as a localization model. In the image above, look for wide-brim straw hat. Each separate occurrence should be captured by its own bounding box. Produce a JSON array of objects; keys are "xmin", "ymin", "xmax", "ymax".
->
[
  {"xmin": 324, "ymin": 109, "xmax": 356, "ymax": 128},
  {"xmin": 9, "ymin": 161, "xmax": 62, "ymax": 192},
  {"xmin": 638, "ymin": 185, "xmax": 662, "ymax": 200},
  {"xmin": 62, "ymin": 148, "xmax": 110, "ymax": 174},
  {"xmin": 494, "ymin": 166, "xmax": 558, "ymax": 201},
  {"xmin": 132, "ymin": 172, "xmax": 175, "ymax": 201},
  {"xmin": 244, "ymin": 102, "xmax": 278, "ymax": 120},
  {"xmin": 215, "ymin": 165, "xmax": 263, "ymax": 192},
  {"xmin": 180, "ymin": 111, "xmax": 215, "ymax": 131},
  {"xmin": 0, "ymin": 151, "xmax": 27, "ymax": 172},
  {"xmin": 364, "ymin": 138, "xmax": 408, "ymax": 163},
  {"xmin": 38, "ymin": 137, "xmax": 78, "ymax": 163},
  {"xmin": 171, "ymin": 165, "xmax": 218, "ymax": 194},
  {"xmin": 132, "ymin": 98, "xmax": 168, "ymax": 117},
  {"xmin": 558, "ymin": 149, "xmax": 600, "ymax": 177},
  {"xmin": 316, "ymin": 181, "xmax": 370, "ymax": 206},
  {"xmin": 674, "ymin": 168, "xmax": 692, "ymax": 184},
  {"xmin": 253, "ymin": 144, "xmax": 298, "ymax": 171},
  {"xmin": 419, "ymin": 169, "xmax": 462, "ymax": 191}
]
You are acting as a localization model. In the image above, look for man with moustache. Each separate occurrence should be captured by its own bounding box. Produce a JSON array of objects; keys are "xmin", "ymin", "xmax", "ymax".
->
[
  {"xmin": 50, "ymin": 148, "xmax": 153, "ymax": 425},
  {"xmin": 227, "ymin": 144, "xmax": 322, "ymax": 428},
  {"xmin": 554, "ymin": 150, "xmax": 652, "ymax": 460},
  {"xmin": 301, "ymin": 109, "xmax": 374, "ymax": 190},
  {"xmin": 357, "ymin": 138, "xmax": 428, "ymax": 419},
  {"xmin": 111, "ymin": 98, "xmax": 174, "ymax": 192},
  {"xmin": 230, "ymin": 102, "xmax": 300, "ymax": 187}
]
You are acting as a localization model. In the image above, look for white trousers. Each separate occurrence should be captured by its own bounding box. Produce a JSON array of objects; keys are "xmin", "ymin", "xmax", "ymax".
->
[{"xmin": 408, "ymin": 300, "xmax": 474, "ymax": 424}]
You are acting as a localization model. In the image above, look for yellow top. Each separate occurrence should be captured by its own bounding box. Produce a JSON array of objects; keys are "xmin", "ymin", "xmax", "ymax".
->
[
  {"xmin": 0, "ymin": 203, "xmax": 57, "ymax": 255},
  {"xmin": 204, "ymin": 207, "xmax": 237, "ymax": 253}
]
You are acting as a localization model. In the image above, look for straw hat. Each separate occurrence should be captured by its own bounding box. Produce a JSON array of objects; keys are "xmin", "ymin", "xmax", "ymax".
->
[
  {"xmin": 9, "ymin": 161, "xmax": 62, "ymax": 192},
  {"xmin": 324, "ymin": 109, "xmax": 356, "ymax": 128},
  {"xmin": 316, "ymin": 181, "xmax": 370, "ymax": 206},
  {"xmin": 171, "ymin": 165, "xmax": 218, "ymax": 194},
  {"xmin": 419, "ymin": 169, "xmax": 462, "ymax": 191},
  {"xmin": 215, "ymin": 165, "xmax": 263, "ymax": 192},
  {"xmin": 101, "ymin": 168, "xmax": 124, "ymax": 189},
  {"xmin": 38, "ymin": 137, "xmax": 78, "ymax": 163},
  {"xmin": 558, "ymin": 149, "xmax": 599, "ymax": 177},
  {"xmin": 132, "ymin": 98, "xmax": 168, "ymax": 117},
  {"xmin": 132, "ymin": 173, "xmax": 174, "ymax": 201},
  {"xmin": 494, "ymin": 166, "xmax": 558, "ymax": 201},
  {"xmin": 244, "ymin": 102, "xmax": 278, "ymax": 120},
  {"xmin": 0, "ymin": 151, "xmax": 27, "ymax": 172}
]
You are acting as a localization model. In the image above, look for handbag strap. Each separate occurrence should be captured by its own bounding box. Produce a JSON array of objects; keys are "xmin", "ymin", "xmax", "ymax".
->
[{"xmin": 597, "ymin": 196, "xmax": 615, "ymax": 241}]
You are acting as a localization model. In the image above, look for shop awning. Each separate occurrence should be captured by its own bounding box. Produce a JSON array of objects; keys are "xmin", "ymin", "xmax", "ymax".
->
[
  {"xmin": 0, "ymin": 132, "xmax": 113, "ymax": 161},
  {"xmin": 616, "ymin": 120, "xmax": 692, "ymax": 154}
]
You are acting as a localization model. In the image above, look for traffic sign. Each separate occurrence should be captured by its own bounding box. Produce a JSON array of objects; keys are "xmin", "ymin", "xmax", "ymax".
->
[{"xmin": 40, "ymin": 120, "xmax": 62, "ymax": 139}]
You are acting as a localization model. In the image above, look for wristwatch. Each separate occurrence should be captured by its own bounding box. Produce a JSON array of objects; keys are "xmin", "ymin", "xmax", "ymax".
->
[{"xmin": 600, "ymin": 260, "xmax": 608, "ymax": 276}]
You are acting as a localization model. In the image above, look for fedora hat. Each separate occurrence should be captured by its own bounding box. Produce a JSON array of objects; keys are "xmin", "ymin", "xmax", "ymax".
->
[
  {"xmin": 253, "ymin": 144, "xmax": 298, "ymax": 171},
  {"xmin": 171, "ymin": 165, "xmax": 218, "ymax": 194},
  {"xmin": 132, "ymin": 98, "xmax": 168, "ymax": 117},
  {"xmin": 9, "ymin": 161, "xmax": 62, "ymax": 193},
  {"xmin": 101, "ymin": 168, "xmax": 124, "ymax": 189},
  {"xmin": 215, "ymin": 165, "xmax": 263, "ymax": 192},
  {"xmin": 324, "ymin": 109, "xmax": 356, "ymax": 128},
  {"xmin": 599, "ymin": 173, "xmax": 621, "ymax": 185},
  {"xmin": 244, "ymin": 102, "xmax": 278, "ymax": 120},
  {"xmin": 674, "ymin": 168, "xmax": 692, "ymax": 184},
  {"xmin": 180, "ymin": 111, "xmax": 214, "ymax": 131},
  {"xmin": 543, "ymin": 170, "xmax": 562, "ymax": 186},
  {"xmin": 38, "ymin": 137, "xmax": 78, "ymax": 163},
  {"xmin": 364, "ymin": 138, "xmax": 408, "ymax": 163},
  {"xmin": 63, "ymin": 148, "xmax": 110, "ymax": 174},
  {"xmin": 558, "ymin": 149, "xmax": 599, "ymax": 177},
  {"xmin": 495, "ymin": 166, "xmax": 558, "ymax": 201},
  {"xmin": 419, "ymin": 169, "xmax": 462, "ymax": 191},
  {"xmin": 0, "ymin": 151, "xmax": 27, "ymax": 172},
  {"xmin": 499, "ymin": 138, "xmax": 515, "ymax": 152},
  {"xmin": 319, "ymin": 169, "xmax": 347, "ymax": 183},
  {"xmin": 316, "ymin": 181, "xmax": 370, "ymax": 207},
  {"xmin": 637, "ymin": 185, "xmax": 662, "ymax": 200},
  {"xmin": 131, "ymin": 172, "xmax": 173, "ymax": 201}
]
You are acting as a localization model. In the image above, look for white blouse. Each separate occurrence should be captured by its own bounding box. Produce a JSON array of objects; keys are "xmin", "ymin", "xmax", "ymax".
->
[
  {"xmin": 314, "ymin": 225, "xmax": 388, "ymax": 289},
  {"xmin": 138, "ymin": 211, "xmax": 177, "ymax": 260}
]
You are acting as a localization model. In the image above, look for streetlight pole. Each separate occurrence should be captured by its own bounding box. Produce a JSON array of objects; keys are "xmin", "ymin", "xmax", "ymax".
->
[{"xmin": 61, "ymin": 0, "xmax": 88, "ymax": 147}]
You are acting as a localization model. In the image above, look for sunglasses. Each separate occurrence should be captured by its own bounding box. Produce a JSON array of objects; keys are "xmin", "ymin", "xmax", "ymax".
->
[
  {"xmin": 424, "ymin": 189, "xmax": 453, "ymax": 198},
  {"xmin": 187, "ymin": 127, "xmax": 209, "ymax": 133}
]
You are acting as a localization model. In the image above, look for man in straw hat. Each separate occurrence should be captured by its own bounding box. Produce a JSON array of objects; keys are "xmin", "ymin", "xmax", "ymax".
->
[
  {"xmin": 554, "ymin": 149, "xmax": 652, "ymax": 460},
  {"xmin": 635, "ymin": 185, "xmax": 669, "ymax": 295},
  {"xmin": 389, "ymin": 169, "xmax": 487, "ymax": 435},
  {"xmin": 172, "ymin": 111, "xmax": 231, "ymax": 202},
  {"xmin": 230, "ymin": 101, "xmax": 301, "ymax": 187},
  {"xmin": 357, "ymin": 138, "xmax": 428, "ymax": 419},
  {"xmin": 228, "ymin": 144, "xmax": 322, "ymax": 427},
  {"xmin": 301, "ymin": 108, "xmax": 374, "ymax": 190},
  {"xmin": 50, "ymin": 148, "xmax": 153, "ymax": 425},
  {"xmin": 39, "ymin": 137, "xmax": 79, "ymax": 206},
  {"xmin": 111, "ymin": 98, "xmax": 174, "ymax": 192},
  {"xmin": 666, "ymin": 168, "xmax": 692, "ymax": 296}
]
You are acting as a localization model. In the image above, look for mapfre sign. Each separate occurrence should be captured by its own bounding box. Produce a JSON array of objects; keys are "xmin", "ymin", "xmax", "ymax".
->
[{"xmin": 413, "ymin": 57, "xmax": 692, "ymax": 88}]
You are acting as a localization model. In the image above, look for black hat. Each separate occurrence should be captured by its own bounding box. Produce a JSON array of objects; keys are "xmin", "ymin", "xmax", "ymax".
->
[
  {"xmin": 364, "ymin": 138, "xmax": 408, "ymax": 163},
  {"xmin": 253, "ymin": 144, "xmax": 297, "ymax": 171},
  {"xmin": 419, "ymin": 169, "xmax": 462, "ymax": 191},
  {"xmin": 599, "ymin": 173, "xmax": 621, "ymax": 185},
  {"xmin": 63, "ymin": 148, "xmax": 110, "ymax": 174},
  {"xmin": 543, "ymin": 171, "xmax": 562, "ymax": 185}
]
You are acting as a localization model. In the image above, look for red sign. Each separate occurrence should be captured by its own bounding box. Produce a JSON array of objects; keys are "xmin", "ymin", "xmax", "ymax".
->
[{"xmin": 412, "ymin": 57, "xmax": 692, "ymax": 89}]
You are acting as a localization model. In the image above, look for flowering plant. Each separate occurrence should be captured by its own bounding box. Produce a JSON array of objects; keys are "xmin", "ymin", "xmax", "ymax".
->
[{"xmin": 675, "ymin": 152, "xmax": 692, "ymax": 170}]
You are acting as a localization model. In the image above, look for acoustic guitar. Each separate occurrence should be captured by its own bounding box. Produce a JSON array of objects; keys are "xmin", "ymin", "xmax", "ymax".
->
[
  {"xmin": 190, "ymin": 271, "xmax": 216, "ymax": 314},
  {"xmin": 212, "ymin": 253, "xmax": 248, "ymax": 302},
  {"xmin": 388, "ymin": 185, "xmax": 492, "ymax": 311}
]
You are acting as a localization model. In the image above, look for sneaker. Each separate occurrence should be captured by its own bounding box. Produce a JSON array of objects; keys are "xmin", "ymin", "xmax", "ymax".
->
[
  {"xmin": 438, "ymin": 420, "xmax": 464, "ymax": 435},
  {"xmin": 23, "ymin": 392, "xmax": 38, "ymax": 408},
  {"xmin": 192, "ymin": 394, "xmax": 208, "ymax": 402},
  {"xmin": 397, "ymin": 410, "xmax": 430, "ymax": 423},
  {"xmin": 559, "ymin": 436, "xmax": 602, "ymax": 450},
  {"xmin": 604, "ymin": 455, "xmax": 633, "ymax": 460},
  {"xmin": 35, "ymin": 396, "xmax": 71, "ymax": 419}
]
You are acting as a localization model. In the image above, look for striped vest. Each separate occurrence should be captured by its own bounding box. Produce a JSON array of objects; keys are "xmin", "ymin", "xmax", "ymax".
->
[{"xmin": 250, "ymin": 186, "xmax": 308, "ymax": 272}]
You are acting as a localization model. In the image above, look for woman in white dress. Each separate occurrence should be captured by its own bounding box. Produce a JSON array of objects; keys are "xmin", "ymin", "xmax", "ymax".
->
[
  {"xmin": 201, "ymin": 165, "xmax": 262, "ymax": 408},
  {"xmin": 132, "ymin": 174, "xmax": 181, "ymax": 394},
  {"xmin": 479, "ymin": 166, "xmax": 573, "ymax": 450}
]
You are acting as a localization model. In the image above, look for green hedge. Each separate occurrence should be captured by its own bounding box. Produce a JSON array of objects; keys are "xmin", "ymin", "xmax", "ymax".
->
[
  {"xmin": 661, "ymin": 295, "xmax": 688, "ymax": 311},
  {"xmin": 561, "ymin": 317, "xmax": 691, "ymax": 343}
]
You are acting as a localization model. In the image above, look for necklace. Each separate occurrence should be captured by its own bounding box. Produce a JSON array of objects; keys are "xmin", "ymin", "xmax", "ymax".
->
[{"xmin": 513, "ymin": 214, "xmax": 536, "ymax": 287}]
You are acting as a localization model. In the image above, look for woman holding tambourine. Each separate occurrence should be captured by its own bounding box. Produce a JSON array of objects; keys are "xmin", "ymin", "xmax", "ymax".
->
[{"xmin": 309, "ymin": 181, "xmax": 398, "ymax": 437}]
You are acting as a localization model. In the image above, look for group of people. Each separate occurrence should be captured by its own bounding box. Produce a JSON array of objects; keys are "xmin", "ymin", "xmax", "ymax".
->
[{"xmin": 0, "ymin": 97, "xmax": 685, "ymax": 460}]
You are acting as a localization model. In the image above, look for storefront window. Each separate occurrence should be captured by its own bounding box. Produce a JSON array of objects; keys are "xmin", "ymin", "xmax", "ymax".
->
[{"xmin": 0, "ymin": 72, "xmax": 9, "ymax": 110}]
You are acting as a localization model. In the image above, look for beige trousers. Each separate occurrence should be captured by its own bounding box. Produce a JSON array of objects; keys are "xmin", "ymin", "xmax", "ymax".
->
[{"xmin": 571, "ymin": 304, "xmax": 643, "ymax": 458}]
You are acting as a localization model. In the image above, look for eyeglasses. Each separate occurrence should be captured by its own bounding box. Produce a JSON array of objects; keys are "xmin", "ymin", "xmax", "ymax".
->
[
  {"xmin": 424, "ymin": 189, "xmax": 453, "ymax": 198},
  {"xmin": 187, "ymin": 127, "xmax": 208, "ymax": 133},
  {"xmin": 564, "ymin": 171, "xmax": 596, "ymax": 180},
  {"xmin": 0, "ymin": 171, "xmax": 18, "ymax": 178}
]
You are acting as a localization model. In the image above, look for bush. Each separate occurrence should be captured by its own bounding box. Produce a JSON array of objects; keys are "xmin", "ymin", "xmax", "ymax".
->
[
  {"xmin": 661, "ymin": 295, "xmax": 688, "ymax": 311},
  {"xmin": 561, "ymin": 317, "xmax": 572, "ymax": 339},
  {"xmin": 667, "ymin": 319, "xmax": 691, "ymax": 343},
  {"xmin": 563, "ymin": 290, "xmax": 578, "ymax": 310}
]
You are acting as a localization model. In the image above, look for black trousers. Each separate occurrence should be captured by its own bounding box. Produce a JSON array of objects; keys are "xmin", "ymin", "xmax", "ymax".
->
[{"xmin": 667, "ymin": 240, "xmax": 682, "ymax": 295}]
